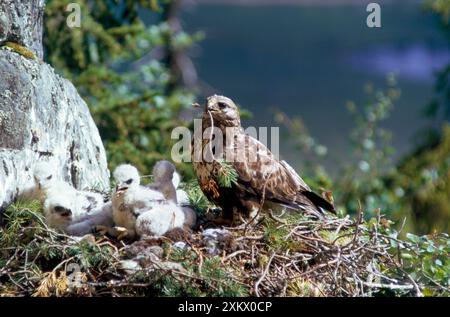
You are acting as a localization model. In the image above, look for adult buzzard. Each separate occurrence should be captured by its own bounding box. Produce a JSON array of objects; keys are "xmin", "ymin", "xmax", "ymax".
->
[{"xmin": 192, "ymin": 95, "xmax": 335, "ymax": 224}]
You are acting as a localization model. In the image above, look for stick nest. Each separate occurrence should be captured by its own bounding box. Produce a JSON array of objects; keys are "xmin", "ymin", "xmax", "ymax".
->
[{"xmin": 0, "ymin": 201, "xmax": 447, "ymax": 297}]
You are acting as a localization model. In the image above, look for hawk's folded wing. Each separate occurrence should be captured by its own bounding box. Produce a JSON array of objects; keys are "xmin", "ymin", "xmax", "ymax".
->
[{"xmin": 227, "ymin": 133, "xmax": 334, "ymax": 213}]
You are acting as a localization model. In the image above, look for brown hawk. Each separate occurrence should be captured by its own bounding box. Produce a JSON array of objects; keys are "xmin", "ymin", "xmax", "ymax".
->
[{"xmin": 192, "ymin": 95, "xmax": 335, "ymax": 224}]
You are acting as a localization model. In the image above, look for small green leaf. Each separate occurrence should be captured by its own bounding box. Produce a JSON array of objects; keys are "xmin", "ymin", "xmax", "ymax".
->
[
  {"xmin": 406, "ymin": 233, "xmax": 420, "ymax": 243},
  {"xmin": 401, "ymin": 253, "xmax": 413, "ymax": 260}
]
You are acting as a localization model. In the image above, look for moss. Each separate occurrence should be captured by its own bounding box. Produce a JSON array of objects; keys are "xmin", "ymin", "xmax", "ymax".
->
[
  {"xmin": 263, "ymin": 218, "xmax": 305, "ymax": 252},
  {"xmin": 318, "ymin": 229, "xmax": 353, "ymax": 246},
  {"xmin": 287, "ymin": 278, "xmax": 325, "ymax": 297},
  {"xmin": 157, "ymin": 248, "xmax": 248, "ymax": 297},
  {"xmin": 2, "ymin": 42, "xmax": 36, "ymax": 60}
]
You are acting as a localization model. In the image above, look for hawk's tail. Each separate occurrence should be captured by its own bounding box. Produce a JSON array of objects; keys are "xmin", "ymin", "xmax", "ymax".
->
[{"xmin": 301, "ymin": 191, "xmax": 336, "ymax": 215}]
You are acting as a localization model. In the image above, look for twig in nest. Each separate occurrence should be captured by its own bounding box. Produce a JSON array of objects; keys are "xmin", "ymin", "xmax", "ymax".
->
[
  {"xmin": 363, "ymin": 282, "xmax": 415, "ymax": 291},
  {"xmin": 224, "ymin": 250, "xmax": 249, "ymax": 261},
  {"xmin": 254, "ymin": 252, "xmax": 275, "ymax": 297}
]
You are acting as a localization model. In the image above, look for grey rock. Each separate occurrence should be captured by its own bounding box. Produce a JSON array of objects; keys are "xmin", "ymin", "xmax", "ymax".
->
[
  {"xmin": 0, "ymin": 1, "xmax": 110, "ymax": 217},
  {"xmin": 0, "ymin": 51, "xmax": 110, "ymax": 207},
  {"xmin": 0, "ymin": 0, "xmax": 45, "ymax": 59}
]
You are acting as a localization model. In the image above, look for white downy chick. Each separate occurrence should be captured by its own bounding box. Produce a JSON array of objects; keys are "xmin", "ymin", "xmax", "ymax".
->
[
  {"xmin": 148, "ymin": 160, "xmax": 178, "ymax": 203},
  {"xmin": 148, "ymin": 160, "xmax": 196, "ymax": 229},
  {"xmin": 112, "ymin": 164, "xmax": 166, "ymax": 239},
  {"xmin": 34, "ymin": 161, "xmax": 105, "ymax": 215},
  {"xmin": 135, "ymin": 201, "xmax": 185, "ymax": 237},
  {"xmin": 172, "ymin": 173, "xmax": 196, "ymax": 229},
  {"xmin": 33, "ymin": 161, "xmax": 57, "ymax": 201},
  {"xmin": 43, "ymin": 189, "xmax": 80, "ymax": 231},
  {"xmin": 171, "ymin": 169, "xmax": 190, "ymax": 206}
]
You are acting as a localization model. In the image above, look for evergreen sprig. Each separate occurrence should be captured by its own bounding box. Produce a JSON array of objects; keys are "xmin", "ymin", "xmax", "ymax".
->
[{"xmin": 216, "ymin": 160, "xmax": 239, "ymax": 188}]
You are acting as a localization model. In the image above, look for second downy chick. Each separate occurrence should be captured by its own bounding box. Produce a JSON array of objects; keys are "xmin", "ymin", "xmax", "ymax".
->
[
  {"xmin": 43, "ymin": 188, "xmax": 84, "ymax": 232},
  {"xmin": 148, "ymin": 160, "xmax": 197, "ymax": 229},
  {"xmin": 112, "ymin": 164, "xmax": 175, "ymax": 239},
  {"xmin": 34, "ymin": 161, "xmax": 105, "ymax": 215},
  {"xmin": 135, "ymin": 202, "xmax": 185, "ymax": 237}
]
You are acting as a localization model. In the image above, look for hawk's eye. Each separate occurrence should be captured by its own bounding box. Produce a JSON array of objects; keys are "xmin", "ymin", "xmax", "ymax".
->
[
  {"xmin": 217, "ymin": 102, "xmax": 227, "ymax": 110},
  {"xmin": 125, "ymin": 179, "xmax": 133, "ymax": 185},
  {"xmin": 46, "ymin": 175, "xmax": 53, "ymax": 180}
]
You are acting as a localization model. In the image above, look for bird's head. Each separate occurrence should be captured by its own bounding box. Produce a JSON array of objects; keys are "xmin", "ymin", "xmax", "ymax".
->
[
  {"xmin": 43, "ymin": 192, "xmax": 74, "ymax": 226},
  {"xmin": 113, "ymin": 164, "xmax": 140, "ymax": 192},
  {"xmin": 52, "ymin": 205, "xmax": 72, "ymax": 218},
  {"xmin": 199, "ymin": 95, "xmax": 241, "ymax": 127},
  {"xmin": 153, "ymin": 160, "xmax": 176, "ymax": 183},
  {"xmin": 33, "ymin": 161, "xmax": 55, "ymax": 190}
]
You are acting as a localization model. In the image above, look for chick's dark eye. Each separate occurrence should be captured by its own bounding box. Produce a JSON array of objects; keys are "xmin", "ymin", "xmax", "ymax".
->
[
  {"xmin": 217, "ymin": 102, "xmax": 227, "ymax": 109},
  {"xmin": 125, "ymin": 179, "xmax": 133, "ymax": 185},
  {"xmin": 46, "ymin": 175, "xmax": 52, "ymax": 180},
  {"xmin": 54, "ymin": 206, "xmax": 64, "ymax": 213}
]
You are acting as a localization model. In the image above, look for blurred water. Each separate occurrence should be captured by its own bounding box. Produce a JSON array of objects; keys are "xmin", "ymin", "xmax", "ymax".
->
[
  {"xmin": 181, "ymin": 2, "xmax": 450, "ymax": 172},
  {"xmin": 350, "ymin": 44, "xmax": 450, "ymax": 83}
]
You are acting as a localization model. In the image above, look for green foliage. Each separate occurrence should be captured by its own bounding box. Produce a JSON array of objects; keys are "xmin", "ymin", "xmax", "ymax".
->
[
  {"xmin": 263, "ymin": 219, "xmax": 293, "ymax": 252},
  {"xmin": 216, "ymin": 160, "xmax": 239, "ymax": 188},
  {"xmin": 25, "ymin": 0, "xmax": 448, "ymax": 297},
  {"xmin": 274, "ymin": 110, "xmax": 330, "ymax": 182},
  {"xmin": 425, "ymin": 0, "xmax": 450, "ymax": 23},
  {"xmin": 263, "ymin": 213, "xmax": 309, "ymax": 252},
  {"xmin": 183, "ymin": 180, "xmax": 213, "ymax": 215},
  {"xmin": 374, "ymin": 220, "xmax": 450, "ymax": 296},
  {"xmin": 278, "ymin": 69, "xmax": 449, "ymax": 235},
  {"xmin": 0, "ymin": 200, "xmax": 118, "ymax": 296},
  {"xmin": 2, "ymin": 199, "xmax": 449, "ymax": 297},
  {"xmin": 338, "ymin": 77, "xmax": 401, "ymax": 217},
  {"xmin": 149, "ymin": 248, "xmax": 248, "ymax": 297},
  {"xmin": 272, "ymin": 1, "xmax": 450, "ymax": 236},
  {"xmin": 403, "ymin": 232, "xmax": 449, "ymax": 295},
  {"xmin": 394, "ymin": 124, "xmax": 450, "ymax": 234},
  {"xmin": 44, "ymin": 0, "xmax": 200, "ymax": 176}
]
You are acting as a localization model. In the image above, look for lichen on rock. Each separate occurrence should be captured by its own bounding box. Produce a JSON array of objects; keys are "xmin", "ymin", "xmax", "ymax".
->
[{"xmin": 2, "ymin": 42, "xmax": 37, "ymax": 60}]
